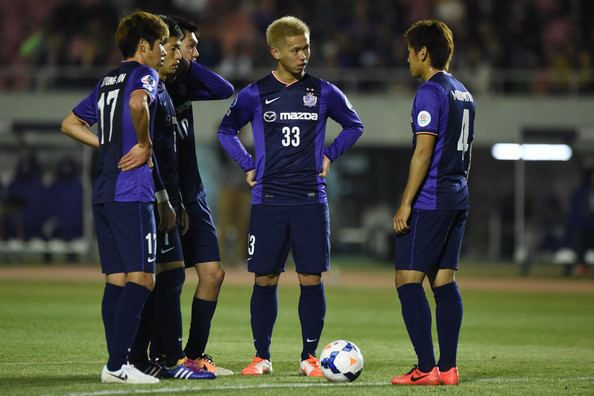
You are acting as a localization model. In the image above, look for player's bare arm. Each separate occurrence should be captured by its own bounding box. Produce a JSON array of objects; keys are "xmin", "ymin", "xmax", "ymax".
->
[
  {"xmin": 118, "ymin": 89, "xmax": 153, "ymax": 171},
  {"xmin": 393, "ymin": 133, "xmax": 436, "ymax": 234},
  {"xmin": 178, "ymin": 202, "xmax": 190, "ymax": 235},
  {"xmin": 175, "ymin": 191, "xmax": 189, "ymax": 235},
  {"xmin": 318, "ymin": 155, "xmax": 331, "ymax": 177},
  {"xmin": 61, "ymin": 113, "xmax": 100, "ymax": 148},
  {"xmin": 245, "ymin": 169, "xmax": 256, "ymax": 187},
  {"xmin": 157, "ymin": 200, "xmax": 177, "ymax": 232}
]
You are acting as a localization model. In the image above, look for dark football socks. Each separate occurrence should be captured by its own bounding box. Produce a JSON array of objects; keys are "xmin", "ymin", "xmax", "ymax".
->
[
  {"xmin": 298, "ymin": 283, "xmax": 326, "ymax": 360},
  {"xmin": 397, "ymin": 283, "xmax": 436, "ymax": 373},
  {"xmin": 107, "ymin": 281, "xmax": 150, "ymax": 371},
  {"xmin": 184, "ymin": 298, "xmax": 217, "ymax": 359},
  {"xmin": 128, "ymin": 291, "xmax": 155, "ymax": 364},
  {"xmin": 250, "ymin": 284, "xmax": 278, "ymax": 360},
  {"xmin": 433, "ymin": 282, "xmax": 463, "ymax": 371},
  {"xmin": 101, "ymin": 283, "xmax": 124, "ymax": 369},
  {"xmin": 154, "ymin": 268, "xmax": 186, "ymax": 367}
]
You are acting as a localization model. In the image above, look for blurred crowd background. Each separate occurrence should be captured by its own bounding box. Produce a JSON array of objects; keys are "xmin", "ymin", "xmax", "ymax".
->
[
  {"xmin": 1, "ymin": 0, "xmax": 594, "ymax": 94},
  {"xmin": 0, "ymin": 0, "xmax": 593, "ymax": 276}
]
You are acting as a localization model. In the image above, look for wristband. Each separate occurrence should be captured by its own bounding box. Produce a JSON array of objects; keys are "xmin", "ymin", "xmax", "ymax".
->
[{"xmin": 155, "ymin": 189, "xmax": 169, "ymax": 203}]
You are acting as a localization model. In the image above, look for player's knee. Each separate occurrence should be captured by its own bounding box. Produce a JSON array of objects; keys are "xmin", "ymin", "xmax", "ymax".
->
[
  {"xmin": 129, "ymin": 272, "xmax": 155, "ymax": 291},
  {"xmin": 214, "ymin": 265, "xmax": 225, "ymax": 283},
  {"xmin": 431, "ymin": 269, "xmax": 456, "ymax": 288},
  {"xmin": 431, "ymin": 278, "xmax": 455, "ymax": 288},
  {"xmin": 395, "ymin": 270, "xmax": 424, "ymax": 288},
  {"xmin": 203, "ymin": 265, "xmax": 225, "ymax": 288},
  {"xmin": 254, "ymin": 273, "xmax": 279, "ymax": 287},
  {"xmin": 297, "ymin": 272, "xmax": 322, "ymax": 286},
  {"xmin": 106, "ymin": 273, "xmax": 126, "ymax": 287}
]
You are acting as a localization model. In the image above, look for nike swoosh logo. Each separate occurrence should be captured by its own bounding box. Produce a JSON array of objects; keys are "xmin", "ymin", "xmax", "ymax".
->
[
  {"xmin": 306, "ymin": 338, "xmax": 318, "ymax": 343},
  {"xmin": 160, "ymin": 246, "xmax": 175, "ymax": 254},
  {"xmin": 265, "ymin": 97, "xmax": 280, "ymax": 104},
  {"xmin": 108, "ymin": 372, "xmax": 128, "ymax": 381},
  {"xmin": 148, "ymin": 257, "xmax": 156, "ymax": 263},
  {"xmin": 247, "ymin": 258, "xmax": 252, "ymax": 261},
  {"xmin": 411, "ymin": 373, "xmax": 430, "ymax": 382}
]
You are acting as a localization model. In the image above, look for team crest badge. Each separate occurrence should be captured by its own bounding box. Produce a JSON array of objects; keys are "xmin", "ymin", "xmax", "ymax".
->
[{"xmin": 303, "ymin": 91, "xmax": 317, "ymax": 107}]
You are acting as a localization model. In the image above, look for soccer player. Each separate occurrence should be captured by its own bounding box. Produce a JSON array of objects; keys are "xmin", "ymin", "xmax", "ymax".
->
[
  {"xmin": 127, "ymin": 16, "xmax": 215, "ymax": 380},
  {"xmin": 391, "ymin": 20, "xmax": 475, "ymax": 386},
  {"xmin": 60, "ymin": 11, "xmax": 169, "ymax": 384},
  {"xmin": 217, "ymin": 16, "xmax": 364, "ymax": 377},
  {"xmin": 165, "ymin": 15, "xmax": 235, "ymax": 376}
]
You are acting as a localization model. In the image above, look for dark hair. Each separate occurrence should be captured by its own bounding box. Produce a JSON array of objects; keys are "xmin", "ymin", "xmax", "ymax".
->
[
  {"xmin": 168, "ymin": 15, "xmax": 200, "ymax": 37},
  {"xmin": 404, "ymin": 19, "xmax": 454, "ymax": 70},
  {"xmin": 115, "ymin": 11, "xmax": 169, "ymax": 58},
  {"xmin": 159, "ymin": 15, "xmax": 183, "ymax": 39}
]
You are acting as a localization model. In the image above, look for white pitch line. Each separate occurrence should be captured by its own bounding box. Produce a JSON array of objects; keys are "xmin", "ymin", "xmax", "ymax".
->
[
  {"xmin": 0, "ymin": 361, "xmax": 105, "ymax": 366},
  {"xmin": 472, "ymin": 376, "xmax": 594, "ymax": 384},
  {"xmin": 48, "ymin": 375, "xmax": 594, "ymax": 396},
  {"xmin": 55, "ymin": 382, "xmax": 390, "ymax": 396}
]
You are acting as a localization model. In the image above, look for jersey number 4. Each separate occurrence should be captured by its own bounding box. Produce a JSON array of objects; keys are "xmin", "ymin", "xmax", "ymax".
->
[
  {"xmin": 97, "ymin": 89, "xmax": 120, "ymax": 144},
  {"xmin": 457, "ymin": 108, "xmax": 470, "ymax": 154}
]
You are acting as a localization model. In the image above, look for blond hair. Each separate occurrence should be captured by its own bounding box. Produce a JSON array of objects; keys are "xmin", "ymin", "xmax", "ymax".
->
[{"xmin": 266, "ymin": 16, "xmax": 310, "ymax": 48}]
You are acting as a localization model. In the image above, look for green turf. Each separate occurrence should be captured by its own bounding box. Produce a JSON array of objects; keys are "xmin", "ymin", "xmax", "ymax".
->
[{"xmin": 1, "ymin": 269, "xmax": 593, "ymax": 395}]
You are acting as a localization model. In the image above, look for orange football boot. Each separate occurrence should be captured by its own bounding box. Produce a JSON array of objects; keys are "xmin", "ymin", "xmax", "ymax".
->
[
  {"xmin": 391, "ymin": 366, "xmax": 440, "ymax": 385},
  {"xmin": 299, "ymin": 354, "xmax": 324, "ymax": 377},
  {"xmin": 440, "ymin": 367, "xmax": 459, "ymax": 385},
  {"xmin": 241, "ymin": 357, "xmax": 273, "ymax": 375}
]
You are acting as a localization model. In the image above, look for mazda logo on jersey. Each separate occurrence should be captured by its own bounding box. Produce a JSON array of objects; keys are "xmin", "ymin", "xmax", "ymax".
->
[{"xmin": 263, "ymin": 111, "xmax": 277, "ymax": 122}]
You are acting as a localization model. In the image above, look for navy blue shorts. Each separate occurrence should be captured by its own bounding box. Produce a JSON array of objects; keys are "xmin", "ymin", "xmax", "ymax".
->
[
  {"xmin": 155, "ymin": 210, "xmax": 184, "ymax": 264},
  {"xmin": 248, "ymin": 203, "xmax": 330, "ymax": 274},
  {"xmin": 93, "ymin": 202, "xmax": 156, "ymax": 274},
  {"xmin": 181, "ymin": 192, "xmax": 220, "ymax": 267},
  {"xmin": 394, "ymin": 209, "xmax": 467, "ymax": 272}
]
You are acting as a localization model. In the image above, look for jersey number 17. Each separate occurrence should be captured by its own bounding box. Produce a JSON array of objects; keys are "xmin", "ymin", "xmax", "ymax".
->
[{"xmin": 97, "ymin": 89, "xmax": 120, "ymax": 144}]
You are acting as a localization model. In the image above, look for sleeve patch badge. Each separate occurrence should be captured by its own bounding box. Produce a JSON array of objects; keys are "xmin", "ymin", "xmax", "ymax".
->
[
  {"xmin": 141, "ymin": 74, "xmax": 156, "ymax": 92},
  {"xmin": 417, "ymin": 110, "xmax": 431, "ymax": 127}
]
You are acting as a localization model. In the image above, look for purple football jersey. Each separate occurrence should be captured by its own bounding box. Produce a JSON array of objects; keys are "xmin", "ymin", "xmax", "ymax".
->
[
  {"xmin": 411, "ymin": 72, "xmax": 475, "ymax": 210},
  {"xmin": 218, "ymin": 73, "xmax": 363, "ymax": 205},
  {"xmin": 73, "ymin": 61, "xmax": 159, "ymax": 203}
]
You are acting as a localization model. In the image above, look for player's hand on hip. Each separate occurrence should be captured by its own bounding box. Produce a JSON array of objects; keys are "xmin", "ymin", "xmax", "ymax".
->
[
  {"xmin": 246, "ymin": 170, "xmax": 257, "ymax": 188},
  {"xmin": 118, "ymin": 143, "xmax": 152, "ymax": 171},
  {"xmin": 393, "ymin": 205, "xmax": 411, "ymax": 234},
  {"xmin": 157, "ymin": 200, "xmax": 177, "ymax": 232},
  {"xmin": 178, "ymin": 204, "xmax": 190, "ymax": 235},
  {"xmin": 319, "ymin": 155, "xmax": 331, "ymax": 177}
]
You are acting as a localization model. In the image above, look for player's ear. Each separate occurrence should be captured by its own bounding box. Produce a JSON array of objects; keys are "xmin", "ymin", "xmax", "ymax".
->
[
  {"xmin": 270, "ymin": 47, "xmax": 280, "ymax": 60},
  {"xmin": 138, "ymin": 38, "xmax": 148, "ymax": 54},
  {"xmin": 421, "ymin": 47, "xmax": 428, "ymax": 62}
]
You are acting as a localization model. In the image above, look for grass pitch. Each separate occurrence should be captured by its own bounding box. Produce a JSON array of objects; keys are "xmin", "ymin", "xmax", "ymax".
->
[{"xmin": 0, "ymin": 261, "xmax": 593, "ymax": 395}]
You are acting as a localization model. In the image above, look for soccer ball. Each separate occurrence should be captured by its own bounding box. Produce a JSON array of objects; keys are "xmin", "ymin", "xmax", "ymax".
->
[{"xmin": 319, "ymin": 340, "xmax": 364, "ymax": 382}]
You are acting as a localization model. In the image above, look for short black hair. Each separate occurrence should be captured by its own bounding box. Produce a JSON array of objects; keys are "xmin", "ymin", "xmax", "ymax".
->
[
  {"xmin": 159, "ymin": 15, "xmax": 183, "ymax": 39},
  {"xmin": 405, "ymin": 19, "xmax": 454, "ymax": 70},
  {"xmin": 168, "ymin": 15, "xmax": 199, "ymax": 37}
]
